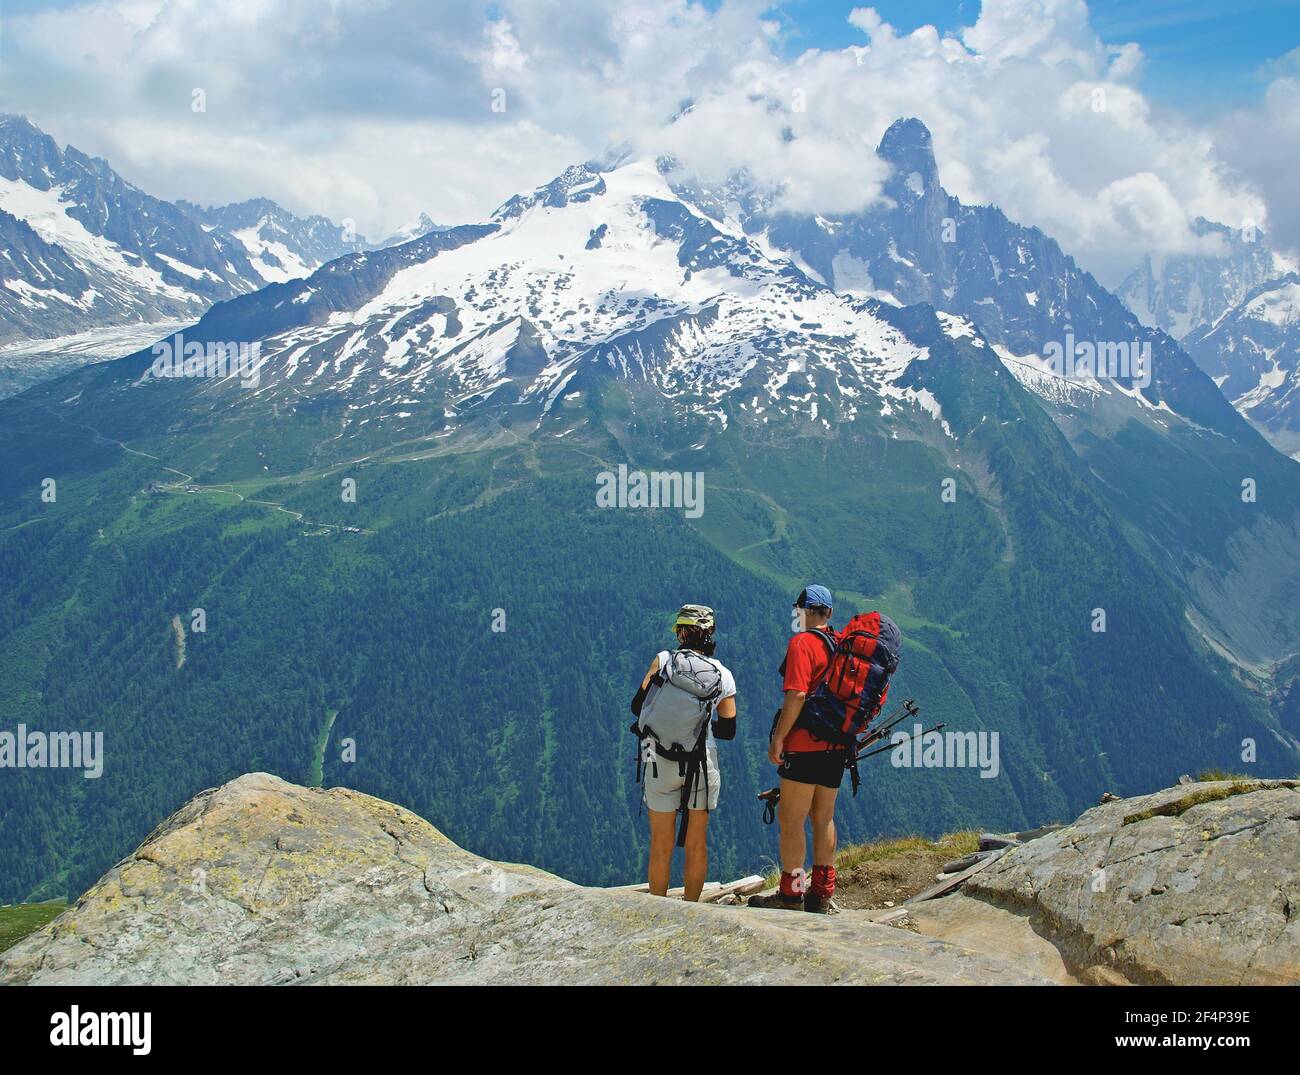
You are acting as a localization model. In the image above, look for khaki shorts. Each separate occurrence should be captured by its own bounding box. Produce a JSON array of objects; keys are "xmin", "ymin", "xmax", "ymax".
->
[{"xmin": 642, "ymin": 740, "xmax": 720, "ymax": 813}]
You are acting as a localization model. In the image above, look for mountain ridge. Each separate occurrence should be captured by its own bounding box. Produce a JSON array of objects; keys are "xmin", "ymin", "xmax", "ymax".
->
[
  {"xmin": 1118, "ymin": 216, "xmax": 1295, "ymax": 341},
  {"xmin": 0, "ymin": 114, "xmax": 373, "ymax": 346},
  {"xmin": 1184, "ymin": 272, "xmax": 1300, "ymax": 459}
]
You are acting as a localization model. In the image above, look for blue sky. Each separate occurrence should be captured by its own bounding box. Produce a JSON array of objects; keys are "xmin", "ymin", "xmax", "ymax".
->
[{"xmin": 770, "ymin": 0, "xmax": 1299, "ymax": 114}]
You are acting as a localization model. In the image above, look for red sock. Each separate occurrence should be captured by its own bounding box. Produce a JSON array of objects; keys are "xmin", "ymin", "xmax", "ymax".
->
[
  {"xmin": 779, "ymin": 869, "xmax": 808, "ymax": 897},
  {"xmin": 811, "ymin": 864, "xmax": 836, "ymax": 898}
]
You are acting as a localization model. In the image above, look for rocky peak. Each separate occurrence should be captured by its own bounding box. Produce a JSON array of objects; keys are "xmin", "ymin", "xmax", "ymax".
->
[
  {"xmin": 0, "ymin": 113, "xmax": 65, "ymax": 188},
  {"xmin": 877, "ymin": 117, "xmax": 940, "ymax": 195},
  {"xmin": 493, "ymin": 163, "xmax": 607, "ymax": 220}
]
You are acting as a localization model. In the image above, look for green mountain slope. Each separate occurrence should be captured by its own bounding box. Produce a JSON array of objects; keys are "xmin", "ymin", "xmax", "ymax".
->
[{"xmin": 0, "ymin": 307, "xmax": 1289, "ymax": 902}]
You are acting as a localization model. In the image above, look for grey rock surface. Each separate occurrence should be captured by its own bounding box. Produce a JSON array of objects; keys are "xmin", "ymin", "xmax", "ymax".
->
[
  {"xmin": 962, "ymin": 778, "xmax": 1300, "ymax": 984},
  {"xmin": 8, "ymin": 773, "xmax": 1295, "ymax": 985},
  {"xmin": 0, "ymin": 773, "xmax": 1053, "ymax": 986}
]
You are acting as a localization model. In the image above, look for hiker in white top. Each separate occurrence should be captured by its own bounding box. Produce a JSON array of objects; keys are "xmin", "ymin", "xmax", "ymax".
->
[{"xmin": 629, "ymin": 604, "xmax": 738, "ymax": 901}]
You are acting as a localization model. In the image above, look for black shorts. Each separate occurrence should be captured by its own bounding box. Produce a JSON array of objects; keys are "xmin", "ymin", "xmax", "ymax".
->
[{"xmin": 779, "ymin": 749, "xmax": 848, "ymax": 789}]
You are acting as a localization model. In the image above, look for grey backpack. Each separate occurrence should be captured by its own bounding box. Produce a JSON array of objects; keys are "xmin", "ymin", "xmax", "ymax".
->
[
  {"xmin": 637, "ymin": 649, "xmax": 725, "ymax": 751},
  {"xmin": 632, "ymin": 648, "xmax": 727, "ymax": 846}
]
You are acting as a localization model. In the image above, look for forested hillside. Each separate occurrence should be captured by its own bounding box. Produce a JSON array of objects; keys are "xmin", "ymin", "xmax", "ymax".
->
[{"xmin": 0, "ymin": 372, "xmax": 1285, "ymax": 900}]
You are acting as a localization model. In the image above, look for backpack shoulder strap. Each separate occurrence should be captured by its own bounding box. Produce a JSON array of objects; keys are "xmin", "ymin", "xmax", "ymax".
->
[
  {"xmin": 810, "ymin": 628, "xmax": 837, "ymax": 659},
  {"xmin": 654, "ymin": 649, "xmax": 674, "ymax": 682},
  {"xmin": 807, "ymin": 628, "xmax": 839, "ymax": 694},
  {"xmin": 778, "ymin": 629, "xmax": 836, "ymax": 677}
]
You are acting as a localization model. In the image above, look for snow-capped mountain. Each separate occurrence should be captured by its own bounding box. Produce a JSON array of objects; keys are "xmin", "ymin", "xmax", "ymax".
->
[
  {"xmin": 7, "ymin": 111, "xmax": 1252, "ymax": 461},
  {"xmin": 1118, "ymin": 214, "xmax": 1300, "ymax": 455},
  {"xmin": 179, "ymin": 198, "xmax": 369, "ymax": 285},
  {"xmin": 1118, "ymin": 218, "xmax": 1293, "ymax": 341},
  {"xmin": 375, "ymin": 212, "xmax": 444, "ymax": 249},
  {"xmin": 22, "ymin": 121, "xmax": 1300, "ymax": 669},
  {"xmin": 116, "ymin": 131, "xmax": 1240, "ymax": 454},
  {"xmin": 125, "ymin": 157, "xmax": 947, "ymax": 448},
  {"xmin": 0, "ymin": 115, "xmax": 366, "ymax": 346},
  {"xmin": 0, "ymin": 114, "xmax": 265, "ymax": 343},
  {"xmin": 1184, "ymin": 274, "xmax": 1300, "ymax": 458},
  {"xmin": 681, "ymin": 117, "xmax": 1249, "ymax": 443}
]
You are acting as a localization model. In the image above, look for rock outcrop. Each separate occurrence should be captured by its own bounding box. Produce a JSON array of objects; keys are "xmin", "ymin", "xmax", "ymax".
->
[
  {"xmin": 0, "ymin": 773, "xmax": 1051, "ymax": 985},
  {"xmin": 959, "ymin": 779, "xmax": 1300, "ymax": 985},
  {"xmin": 5, "ymin": 774, "xmax": 1296, "ymax": 986}
]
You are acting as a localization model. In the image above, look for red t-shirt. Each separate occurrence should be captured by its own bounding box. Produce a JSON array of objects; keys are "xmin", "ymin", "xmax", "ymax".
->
[{"xmin": 781, "ymin": 628, "xmax": 842, "ymax": 753}]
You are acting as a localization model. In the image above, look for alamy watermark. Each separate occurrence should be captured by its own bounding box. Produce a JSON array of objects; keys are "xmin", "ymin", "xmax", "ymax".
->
[
  {"xmin": 890, "ymin": 723, "xmax": 1000, "ymax": 779},
  {"xmin": 151, "ymin": 333, "xmax": 264, "ymax": 389},
  {"xmin": 1043, "ymin": 326, "xmax": 1151, "ymax": 389},
  {"xmin": 595, "ymin": 464, "xmax": 704, "ymax": 518},
  {"xmin": 1, "ymin": 725, "xmax": 104, "ymax": 778},
  {"xmin": 50, "ymin": 1006, "xmax": 150, "ymax": 1055}
]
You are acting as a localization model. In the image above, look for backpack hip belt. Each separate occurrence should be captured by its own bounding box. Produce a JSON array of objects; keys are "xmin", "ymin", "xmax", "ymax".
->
[
  {"xmin": 631, "ymin": 721, "xmax": 705, "ymax": 773},
  {"xmin": 630, "ymin": 720, "xmax": 712, "ymax": 847}
]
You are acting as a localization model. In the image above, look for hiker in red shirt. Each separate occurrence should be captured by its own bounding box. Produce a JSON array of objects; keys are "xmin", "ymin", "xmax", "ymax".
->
[{"xmin": 750, "ymin": 585, "xmax": 844, "ymax": 913}]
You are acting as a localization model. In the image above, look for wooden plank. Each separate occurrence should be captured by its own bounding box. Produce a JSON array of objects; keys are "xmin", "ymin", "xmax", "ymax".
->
[
  {"xmin": 905, "ymin": 848, "xmax": 1004, "ymax": 905},
  {"xmin": 940, "ymin": 850, "xmax": 998, "ymax": 874},
  {"xmin": 699, "ymin": 875, "xmax": 766, "ymax": 903},
  {"xmin": 606, "ymin": 875, "xmax": 766, "ymax": 901}
]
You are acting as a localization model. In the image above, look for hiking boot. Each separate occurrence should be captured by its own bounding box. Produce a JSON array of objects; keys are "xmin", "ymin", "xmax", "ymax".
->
[
  {"xmin": 802, "ymin": 891, "xmax": 837, "ymax": 914},
  {"xmin": 748, "ymin": 891, "xmax": 804, "ymax": 911}
]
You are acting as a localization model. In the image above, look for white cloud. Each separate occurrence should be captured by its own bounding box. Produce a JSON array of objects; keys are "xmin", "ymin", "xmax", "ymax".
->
[
  {"xmin": 81, "ymin": 116, "xmax": 586, "ymax": 242},
  {"xmin": 485, "ymin": 19, "xmax": 529, "ymax": 76},
  {"xmin": 0, "ymin": 0, "xmax": 1291, "ymax": 280},
  {"xmin": 636, "ymin": 1, "xmax": 1269, "ymax": 281},
  {"xmin": 1215, "ymin": 72, "xmax": 1300, "ymax": 259}
]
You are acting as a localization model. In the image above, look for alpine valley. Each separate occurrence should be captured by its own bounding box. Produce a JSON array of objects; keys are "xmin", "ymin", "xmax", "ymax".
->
[{"xmin": 2, "ymin": 119, "xmax": 1298, "ymax": 903}]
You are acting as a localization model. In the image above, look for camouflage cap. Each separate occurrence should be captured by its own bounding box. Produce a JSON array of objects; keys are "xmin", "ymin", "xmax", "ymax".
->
[{"xmin": 674, "ymin": 604, "xmax": 716, "ymax": 632}]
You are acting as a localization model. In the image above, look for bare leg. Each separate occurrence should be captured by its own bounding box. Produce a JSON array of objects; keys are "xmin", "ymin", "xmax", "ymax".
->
[
  {"xmin": 810, "ymin": 785, "xmax": 839, "ymax": 866},
  {"xmin": 777, "ymin": 778, "xmax": 816, "ymax": 876},
  {"xmin": 682, "ymin": 809, "xmax": 709, "ymax": 901},
  {"xmin": 647, "ymin": 809, "xmax": 676, "ymax": 896}
]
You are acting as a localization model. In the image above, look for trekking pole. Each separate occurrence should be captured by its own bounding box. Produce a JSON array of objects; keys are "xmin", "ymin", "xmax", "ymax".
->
[
  {"xmin": 866, "ymin": 698, "xmax": 917, "ymax": 732},
  {"xmin": 856, "ymin": 722, "xmax": 945, "ymax": 762},
  {"xmin": 757, "ymin": 701, "xmax": 922, "ymax": 824},
  {"xmin": 848, "ymin": 702, "xmax": 918, "ymax": 758},
  {"xmin": 855, "ymin": 699, "xmax": 919, "ymax": 752}
]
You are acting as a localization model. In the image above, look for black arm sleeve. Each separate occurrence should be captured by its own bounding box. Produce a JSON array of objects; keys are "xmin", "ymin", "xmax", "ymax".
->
[
  {"xmin": 630, "ymin": 681, "xmax": 650, "ymax": 716},
  {"xmin": 711, "ymin": 716, "xmax": 736, "ymax": 740}
]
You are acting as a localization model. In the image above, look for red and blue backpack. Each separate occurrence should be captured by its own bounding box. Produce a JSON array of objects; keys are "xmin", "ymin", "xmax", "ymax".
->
[{"xmin": 796, "ymin": 612, "xmax": 901, "ymax": 747}]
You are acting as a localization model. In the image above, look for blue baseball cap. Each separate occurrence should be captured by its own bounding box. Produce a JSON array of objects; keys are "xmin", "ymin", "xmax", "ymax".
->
[{"xmin": 795, "ymin": 585, "xmax": 833, "ymax": 610}]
